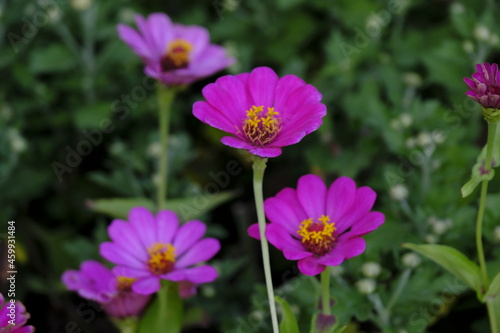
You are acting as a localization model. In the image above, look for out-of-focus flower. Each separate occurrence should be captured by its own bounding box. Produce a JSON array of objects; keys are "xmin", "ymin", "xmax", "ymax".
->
[
  {"xmin": 7, "ymin": 129, "xmax": 27, "ymax": 153},
  {"xmin": 248, "ymin": 175, "xmax": 384, "ymax": 275},
  {"xmin": 0, "ymin": 293, "xmax": 35, "ymax": 332},
  {"xmin": 474, "ymin": 25, "xmax": 490, "ymax": 42},
  {"xmin": 100, "ymin": 207, "xmax": 220, "ymax": 295},
  {"xmin": 399, "ymin": 113, "xmax": 413, "ymax": 127},
  {"xmin": 390, "ymin": 184, "xmax": 409, "ymax": 201},
  {"xmin": 147, "ymin": 141, "xmax": 162, "ymax": 158},
  {"xmin": 464, "ymin": 63, "xmax": 500, "ymax": 111},
  {"xmin": 361, "ymin": 262, "xmax": 382, "ymax": 278},
  {"xmin": 71, "ymin": 0, "xmax": 92, "ymax": 11},
  {"xmin": 402, "ymin": 252, "xmax": 421, "ymax": 268},
  {"xmin": 463, "ymin": 41, "xmax": 474, "ymax": 54},
  {"xmin": 62, "ymin": 260, "xmax": 150, "ymax": 318},
  {"xmin": 416, "ymin": 132, "xmax": 433, "ymax": 147},
  {"xmin": 425, "ymin": 234, "xmax": 437, "ymax": 244},
  {"xmin": 117, "ymin": 13, "xmax": 234, "ymax": 86},
  {"xmin": 356, "ymin": 278, "xmax": 376, "ymax": 294},
  {"xmin": 403, "ymin": 72, "xmax": 422, "ymax": 87},
  {"xmin": 193, "ymin": 67, "xmax": 327, "ymax": 158}
]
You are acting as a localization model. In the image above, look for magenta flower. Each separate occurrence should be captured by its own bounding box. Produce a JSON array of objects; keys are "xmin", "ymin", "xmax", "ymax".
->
[
  {"xmin": 62, "ymin": 260, "xmax": 151, "ymax": 318},
  {"xmin": 193, "ymin": 66, "xmax": 327, "ymax": 158},
  {"xmin": 464, "ymin": 63, "xmax": 500, "ymax": 109},
  {"xmin": 100, "ymin": 207, "xmax": 220, "ymax": 295},
  {"xmin": 248, "ymin": 175, "xmax": 384, "ymax": 275},
  {"xmin": 117, "ymin": 13, "xmax": 234, "ymax": 86},
  {"xmin": 0, "ymin": 293, "xmax": 34, "ymax": 333}
]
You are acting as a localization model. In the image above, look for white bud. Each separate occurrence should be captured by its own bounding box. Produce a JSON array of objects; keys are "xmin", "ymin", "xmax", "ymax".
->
[
  {"xmin": 390, "ymin": 184, "xmax": 409, "ymax": 201},
  {"xmin": 463, "ymin": 41, "xmax": 474, "ymax": 54},
  {"xmin": 425, "ymin": 234, "xmax": 437, "ymax": 244},
  {"xmin": 109, "ymin": 141, "xmax": 125, "ymax": 155},
  {"xmin": 147, "ymin": 142, "xmax": 162, "ymax": 158},
  {"xmin": 202, "ymin": 285, "xmax": 215, "ymax": 298},
  {"xmin": 361, "ymin": 262, "xmax": 382, "ymax": 278},
  {"xmin": 431, "ymin": 130, "xmax": 445, "ymax": 144},
  {"xmin": 7, "ymin": 129, "xmax": 27, "ymax": 153},
  {"xmin": 356, "ymin": 278, "xmax": 376, "ymax": 294},
  {"xmin": 432, "ymin": 220, "xmax": 448, "ymax": 235},
  {"xmin": 474, "ymin": 25, "xmax": 490, "ymax": 42},
  {"xmin": 406, "ymin": 137, "xmax": 416, "ymax": 149},
  {"xmin": 71, "ymin": 0, "xmax": 92, "ymax": 11},
  {"xmin": 403, "ymin": 72, "xmax": 422, "ymax": 87},
  {"xmin": 390, "ymin": 119, "xmax": 402, "ymax": 130},
  {"xmin": 490, "ymin": 34, "xmax": 500, "ymax": 46},
  {"xmin": 417, "ymin": 132, "xmax": 433, "ymax": 147},
  {"xmin": 399, "ymin": 113, "xmax": 413, "ymax": 128},
  {"xmin": 47, "ymin": 7, "xmax": 62, "ymax": 24},
  {"xmin": 494, "ymin": 226, "xmax": 500, "ymax": 243},
  {"xmin": 402, "ymin": 253, "xmax": 421, "ymax": 268},
  {"xmin": 450, "ymin": 2, "xmax": 465, "ymax": 14}
]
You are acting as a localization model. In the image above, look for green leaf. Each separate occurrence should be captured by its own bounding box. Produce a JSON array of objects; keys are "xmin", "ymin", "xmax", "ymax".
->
[
  {"xmin": 138, "ymin": 281, "xmax": 182, "ymax": 333},
  {"xmin": 461, "ymin": 125, "xmax": 500, "ymax": 197},
  {"xmin": 402, "ymin": 243, "xmax": 482, "ymax": 293},
  {"xmin": 29, "ymin": 44, "xmax": 76, "ymax": 74},
  {"xmin": 488, "ymin": 294, "xmax": 500, "ymax": 331},
  {"xmin": 275, "ymin": 296, "xmax": 300, "ymax": 333},
  {"xmin": 87, "ymin": 191, "xmax": 236, "ymax": 221},
  {"xmin": 484, "ymin": 272, "xmax": 500, "ymax": 301}
]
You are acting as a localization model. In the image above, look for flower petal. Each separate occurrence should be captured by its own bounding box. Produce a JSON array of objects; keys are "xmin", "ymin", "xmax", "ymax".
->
[
  {"xmin": 108, "ymin": 220, "xmax": 148, "ymax": 261},
  {"xmin": 193, "ymin": 101, "xmax": 237, "ymax": 134},
  {"xmin": 189, "ymin": 45, "xmax": 235, "ymax": 77},
  {"xmin": 175, "ymin": 265, "xmax": 218, "ymax": 284},
  {"xmin": 340, "ymin": 211, "xmax": 385, "ymax": 239},
  {"xmin": 274, "ymin": 74, "xmax": 306, "ymax": 112},
  {"xmin": 156, "ymin": 210, "xmax": 179, "ymax": 244},
  {"xmin": 173, "ymin": 24, "xmax": 209, "ymax": 61},
  {"xmin": 176, "ymin": 238, "xmax": 220, "ymax": 268},
  {"xmin": 248, "ymin": 67, "xmax": 279, "ymax": 107},
  {"xmin": 318, "ymin": 237, "xmax": 366, "ymax": 266},
  {"xmin": 132, "ymin": 276, "xmax": 161, "ymax": 295},
  {"xmin": 248, "ymin": 147, "xmax": 282, "ymax": 158},
  {"xmin": 298, "ymin": 256, "xmax": 326, "ymax": 276},
  {"xmin": 145, "ymin": 13, "xmax": 173, "ymax": 58},
  {"xmin": 325, "ymin": 177, "xmax": 356, "ymax": 223},
  {"xmin": 264, "ymin": 197, "xmax": 304, "ymax": 235},
  {"xmin": 173, "ymin": 220, "xmax": 207, "ymax": 256},
  {"xmin": 221, "ymin": 136, "xmax": 254, "ymax": 149},
  {"xmin": 128, "ymin": 207, "xmax": 156, "ymax": 249},
  {"xmin": 247, "ymin": 223, "xmax": 261, "ymax": 240},
  {"xmin": 100, "ymin": 242, "xmax": 143, "ymax": 267},
  {"xmin": 117, "ymin": 24, "xmax": 152, "ymax": 59},
  {"xmin": 296, "ymin": 174, "xmax": 327, "ymax": 218},
  {"xmin": 336, "ymin": 186, "xmax": 377, "ymax": 235}
]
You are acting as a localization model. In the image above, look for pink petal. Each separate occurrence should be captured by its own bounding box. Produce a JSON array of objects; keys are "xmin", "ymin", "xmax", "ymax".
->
[
  {"xmin": 176, "ymin": 238, "xmax": 220, "ymax": 268},
  {"xmin": 264, "ymin": 197, "xmax": 304, "ymax": 235},
  {"xmin": 189, "ymin": 45, "xmax": 235, "ymax": 77},
  {"xmin": 128, "ymin": 207, "xmax": 156, "ymax": 249},
  {"xmin": 156, "ymin": 210, "xmax": 179, "ymax": 244},
  {"xmin": 145, "ymin": 13, "xmax": 174, "ymax": 58},
  {"xmin": 336, "ymin": 186, "xmax": 377, "ymax": 234},
  {"xmin": 132, "ymin": 276, "xmax": 161, "ymax": 295},
  {"xmin": 325, "ymin": 177, "xmax": 356, "ymax": 223},
  {"xmin": 173, "ymin": 24, "xmax": 209, "ymax": 61},
  {"xmin": 220, "ymin": 136, "xmax": 254, "ymax": 149},
  {"xmin": 298, "ymin": 256, "xmax": 326, "ymax": 276},
  {"xmin": 296, "ymin": 174, "xmax": 327, "ymax": 219},
  {"xmin": 113, "ymin": 266, "xmax": 151, "ymax": 278},
  {"xmin": 108, "ymin": 220, "xmax": 148, "ymax": 261},
  {"xmin": 341, "ymin": 211, "xmax": 385, "ymax": 239},
  {"xmin": 248, "ymin": 67, "xmax": 279, "ymax": 107},
  {"xmin": 248, "ymin": 147, "xmax": 282, "ymax": 158},
  {"xmin": 318, "ymin": 237, "xmax": 366, "ymax": 266},
  {"xmin": 173, "ymin": 220, "xmax": 207, "ymax": 256},
  {"xmin": 80, "ymin": 261, "xmax": 114, "ymax": 291},
  {"xmin": 266, "ymin": 223, "xmax": 304, "ymax": 253},
  {"xmin": 177, "ymin": 265, "xmax": 218, "ymax": 284},
  {"xmin": 117, "ymin": 24, "xmax": 152, "ymax": 60},
  {"xmin": 100, "ymin": 242, "xmax": 143, "ymax": 267},
  {"xmin": 279, "ymin": 84, "xmax": 323, "ymax": 124},
  {"xmin": 274, "ymin": 74, "xmax": 306, "ymax": 112},
  {"xmin": 193, "ymin": 101, "xmax": 238, "ymax": 134},
  {"xmin": 247, "ymin": 223, "xmax": 261, "ymax": 240}
]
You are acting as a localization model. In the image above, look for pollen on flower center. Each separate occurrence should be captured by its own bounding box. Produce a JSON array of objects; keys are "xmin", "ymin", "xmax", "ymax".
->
[
  {"xmin": 147, "ymin": 243, "xmax": 176, "ymax": 275},
  {"xmin": 241, "ymin": 105, "xmax": 281, "ymax": 146},
  {"xmin": 487, "ymin": 85, "xmax": 500, "ymax": 95},
  {"xmin": 161, "ymin": 39, "xmax": 193, "ymax": 71},
  {"xmin": 116, "ymin": 276, "xmax": 136, "ymax": 292},
  {"xmin": 297, "ymin": 215, "xmax": 336, "ymax": 256}
]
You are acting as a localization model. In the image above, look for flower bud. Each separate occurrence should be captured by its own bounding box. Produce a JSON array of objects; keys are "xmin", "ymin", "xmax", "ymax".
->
[
  {"xmin": 390, "ymin": 184, "xmax": 409, "ymax": 201},
  {"xmin": 402, "ymin": 253, "xmax": 421, "ymax": 268},
  {"xmin": 356, "ymin": 278, "xmax": 376, "ymax": 295}
]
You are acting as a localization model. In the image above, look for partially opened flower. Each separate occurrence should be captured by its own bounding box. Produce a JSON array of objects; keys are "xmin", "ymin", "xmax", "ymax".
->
[
  {"xmin": 62, "ymin": 260, "xmax": 150, "ymax": 318},
  {"xmin": 117, "ymin": 12, "xmax": 234, "ymax": 86},
  {"xmin": 248, "ymin": 175, "xmax": 384, "ymax": 275},
  {"xmin": 0, "ymin": 293, "xmax": 35, "ymax": 333},
  {"xmin": 100, "ymin": 207, "xmax": 220, "ymax": 295},
  {"xmin": 193, "ymin": 66, "xmax": 327, "ymax": 158},
  {"xmin": 464, "ymin": 63, "xmax": 500, "ymax": 109}
]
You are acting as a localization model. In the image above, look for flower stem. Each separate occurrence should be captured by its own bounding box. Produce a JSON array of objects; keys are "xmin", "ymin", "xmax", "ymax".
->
[
  {"xmin": 252, "ymin": 156, "xmax": 279, "ymax": 333},
  {"xmin": 321, "ymin": 267, "xmax": 331, "ymax": 315},
  {"xmin": 476, "ymin": 121, "xmax": 497, "ymax": 289},
  {"xmin": 156, "ymin": 85, "xmax": 176, "ymax": 210},
  {"xmin": 112, "ymin": 317, "xmax": 138, "ymax": 333}
]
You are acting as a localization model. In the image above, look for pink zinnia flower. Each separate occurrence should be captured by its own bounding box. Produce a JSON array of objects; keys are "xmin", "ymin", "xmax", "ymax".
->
[
  {"xmin": 248, "ymin": 175, "xmax": 384, "ymax": 275},
  {"xmin": 464, "ymin": 63, "xmax": 500, "ymax": 109},
  {"xmin": 0, "ymin": 293, "xmax": 34, "ymax": 333},
  {"xmin": 117, "ymin": 13, "xmax": 235, "ymax": 86},
  {"xmin": 100, "ymin": 207, "xmax": 220, "ymax": 295},
  {"xmin": 62, "ymin": 260, "xmax": 150, "ymax": 318},
  {"xmin": 193, "ymin": 66, "xmax": 327, "ymax": 158}
]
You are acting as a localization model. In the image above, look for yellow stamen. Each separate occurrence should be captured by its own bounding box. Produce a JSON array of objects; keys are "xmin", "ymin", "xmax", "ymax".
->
[
  {"xmin": 147, "ymin": 243, "xmax": 176, "ymax": 275},
  {"xmin": 297, "ymin": 215, "xmax": 337, "ymax": 256},
  {"xmin": 116, "ymin": 276, "xmax": 136, "ymax": 291},
  {"xmin": 241, "ymin": 105, "xmax": 282, "ymax": 146},
  {"xmin": 161, "ymin": 39, "xmax": 193, "ymax": 71}
]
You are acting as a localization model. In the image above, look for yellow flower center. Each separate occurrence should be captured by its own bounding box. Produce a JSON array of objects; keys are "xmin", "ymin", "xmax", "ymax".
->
[
  {"xmin": 161, "ymin": 39, "xmax": 193, "ymax": 71},
  {"xmin": 116, "ymin": 276, "xmax": 136, "ymax": 292},
  {"xmin": 147, "ymin": 243, "xmax": 176, "ymax": 275},
  {"xmin": 241, "ymin": 105, "xmax": 281, "ymax": 146},
  {"xmin": 297, "ymin": 215, "xmax": 336, "ymax": 256}
]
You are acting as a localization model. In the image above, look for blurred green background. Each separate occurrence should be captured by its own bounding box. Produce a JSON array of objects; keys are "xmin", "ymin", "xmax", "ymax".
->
[{"xmin": 1, "ymin": 0, "xmax": 500, "ymax": 332}]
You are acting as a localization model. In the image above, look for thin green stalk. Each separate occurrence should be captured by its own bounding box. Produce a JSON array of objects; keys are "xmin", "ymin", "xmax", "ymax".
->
[
  {"xmin": 156, "ymin": 85, "xmax": 176, "ymax": 210},
  {"xmin": 321, "ymin": 267, "xmax": 331, "ymax": 315},
  {"xmin": 386, "ymin": 268, "xmax": 411, "ymax": 314},
  {"xmin": 113, "ymin": 317, "xmax": 138, "ymax": 333},
  {"xmin": 252, "ymin": 157, "xmax": 279, "ymax": 333}
]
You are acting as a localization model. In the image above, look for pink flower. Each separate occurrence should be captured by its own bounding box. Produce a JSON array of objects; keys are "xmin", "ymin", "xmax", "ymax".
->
[
  {"xmin": 100, "ymin": 207, "xmax": 220, "ymax": 295},
  {"xmin": 193, "ymin": 66, "xmax": 327, "ymax": 158},
  {"xmin": 62, "ymin": 260, "xmax": 150, "ymax": 318},
  {"xmin": 117, "ymin": 13, "xmax": 234, "ymax": 86},
  {"xmin": 248, "ymin": 175, "xmax": 384, "ymax": 275},
  {"xmin": 464, "ymin": 63, "xmax": 500, "ymax": 109},
  {"xmin": 0, "ymin": 293, "xmax": 34, "ymax": 333}
]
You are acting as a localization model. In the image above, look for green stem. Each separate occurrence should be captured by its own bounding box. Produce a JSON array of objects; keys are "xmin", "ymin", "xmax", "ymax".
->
[
  {"xmin": 156, "ymin": 85, "xmax": 176, "ymax": 210},
  {"xmin": 321, "ymin": 267, "xmax": 331, "ymax": 315},
  {"xmin": 113, "ymin": 317, "xmax": 138, "ymax": 333},
  {"xmin": 386, "ymin": 268, "xmax": 411, "ymax": 314},
  {"xmin": 252, "ymin": 156, "xmax": 279, "ymax": 333}
]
